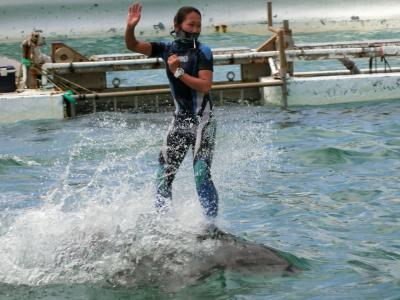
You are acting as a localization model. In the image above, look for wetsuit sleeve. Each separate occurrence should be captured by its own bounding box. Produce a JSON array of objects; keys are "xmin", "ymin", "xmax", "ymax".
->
[
  {"xmin": 198, "ymin": 45, "xmax": 214, "ymax": 72},
  {"xmin": 149, "ymin": 42, "xmax": 167, "ymax": 59}
]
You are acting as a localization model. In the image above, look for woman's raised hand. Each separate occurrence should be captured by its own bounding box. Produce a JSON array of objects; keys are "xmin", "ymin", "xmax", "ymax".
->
[{"xmin": 127, "ymin": 2, "xmax": 142, "ymax": 28}]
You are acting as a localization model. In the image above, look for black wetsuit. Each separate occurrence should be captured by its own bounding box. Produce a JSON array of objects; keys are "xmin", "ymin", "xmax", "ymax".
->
[{"xmin": 150, "ymin": 39, "xmax": 218, "ymax": 218}]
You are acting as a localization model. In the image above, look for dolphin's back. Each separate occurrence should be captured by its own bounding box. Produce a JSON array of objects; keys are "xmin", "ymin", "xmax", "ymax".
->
[{"xmin": 198, "ymin": 227, "xmax": 305, "ymax": 274}]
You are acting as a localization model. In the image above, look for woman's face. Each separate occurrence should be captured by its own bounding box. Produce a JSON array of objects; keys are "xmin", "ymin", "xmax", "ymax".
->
[{"xmin": 180, "ymin": 11, "xmax": 202, "ymax": 33}]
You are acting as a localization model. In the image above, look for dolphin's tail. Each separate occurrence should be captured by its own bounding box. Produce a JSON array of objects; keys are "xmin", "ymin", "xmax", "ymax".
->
[{"xmin": 272, "ymin": 248, "xmax": 311, "ymax": 272}]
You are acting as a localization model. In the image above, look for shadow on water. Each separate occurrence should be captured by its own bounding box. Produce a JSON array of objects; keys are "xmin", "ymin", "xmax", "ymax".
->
[
  {"xmin": 296, "ymin": 146, "xmax": 400, "ymax": 166},
  {"xmin": 297, "ymin": 147, "xmax": 373, "ymax": 166},
  {"xmin": 329, "ymin": 189, "xmax": 383, "ymax": 203}
]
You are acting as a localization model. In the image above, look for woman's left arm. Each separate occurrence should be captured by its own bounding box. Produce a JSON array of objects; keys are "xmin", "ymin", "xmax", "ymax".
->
[{"xmin": 180, "ymin": 70, "xmax": 213, "ymax": 94}]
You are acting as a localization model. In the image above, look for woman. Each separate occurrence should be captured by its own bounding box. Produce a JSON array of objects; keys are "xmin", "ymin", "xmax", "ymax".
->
[{"xmin": 125, "ymin": 3, "xmax": 219, "ymax": 218}]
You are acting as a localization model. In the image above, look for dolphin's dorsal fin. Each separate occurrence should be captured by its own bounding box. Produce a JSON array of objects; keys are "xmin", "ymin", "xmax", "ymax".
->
[{"xmin": 196, "ymin": 225, "xmax": 243, "ymax": 244}]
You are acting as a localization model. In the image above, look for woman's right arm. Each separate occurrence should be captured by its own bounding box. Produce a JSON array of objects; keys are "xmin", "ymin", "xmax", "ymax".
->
[{"xmin": 125, "ymin": 2, "xmax": 152, "ymax": 56}]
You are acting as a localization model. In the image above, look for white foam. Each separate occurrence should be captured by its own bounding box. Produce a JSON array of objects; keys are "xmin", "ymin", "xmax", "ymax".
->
[
  {"xmin": 0, "ymin": 154, "xmax": 41, "ymax": 167},
  {"xmin": 0, "ymin": 113, "xmax": 210, "ymax": 287}
]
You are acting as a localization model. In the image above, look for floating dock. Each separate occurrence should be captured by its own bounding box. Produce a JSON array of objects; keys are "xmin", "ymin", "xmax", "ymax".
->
[{"xmin": 1, "ymin": 2, "xmax": 400, "ymax": 123}]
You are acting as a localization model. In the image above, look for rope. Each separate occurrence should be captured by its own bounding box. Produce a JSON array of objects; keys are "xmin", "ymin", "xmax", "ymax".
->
[
  {"xmin": 30, "ymin": 65, "xmax": 75, "ymax": 92},
  {"xmin": 381, "ymin": 56, "xmax": 392, "ymax": 73},
  {"xmin": 40, "ymin": 67, "xmax": 94, "ymax": 94},
  {"xmin": 28, "ymin": 65, "xmax": 84, "ymax": 105},
  {"xmin": 369, "ymin": 56, "xmax": 393, "ymax": 73},
  {"xmin": 29, "ymin": 65, "xmax": 99, "ymax": 105}
]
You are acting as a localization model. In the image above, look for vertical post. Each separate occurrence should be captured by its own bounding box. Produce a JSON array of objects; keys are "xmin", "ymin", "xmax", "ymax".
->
[
  {"xmin": 134, "ymin": 96, "xmax": 138, "ymax": 111},
  {"xmin": 283, "ymin": 20, "xmax": 289, "ymax": 31},
  {"xmin": 278, "ymin": 30, "xmax": 287, "ymax": 78},
  {"xmin": 92, "ymin": 98, "xmax": 97, "ymax": 113},
  {"xmin": 70, "ymin": 102, "xmax": 76, "ymax": 118},
  {"xmin": 283, "ymin": 20, "xmax": 294, "ymax": 76},
  {"xmin": 155, "ymin": 95, "xmax": 159, "ymax": 111},
  {"xmin": 113, "ymin": 97, "xmax": 117, "ymax": 111},
  {"xmin": 280, "ymin": 79, "xmax": 288, "ymax": 109},
  {"xmin": 22, "ymin": 42, "xmax": 37, "ymax": 89},
  {"xmin": 278, "ymin": 30, "xmax": 288, "ymax": 108},
  {"xmin": 267, "ymin": 1, "xmax": 273, "ymax": 27}
]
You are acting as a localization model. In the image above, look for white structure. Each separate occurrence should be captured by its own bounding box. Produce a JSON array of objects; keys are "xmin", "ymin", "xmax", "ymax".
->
[
  {"xmin": 262, "ymin": 72, "xmax": 400, "ymax": 106},
  {"xmin": 0, "ymin": 90, "xmax": 64, "ymax": 124}
]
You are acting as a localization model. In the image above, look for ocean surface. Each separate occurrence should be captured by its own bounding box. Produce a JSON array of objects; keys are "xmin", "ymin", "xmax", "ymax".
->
[
  {"xmin": 1, "ymin": 0, "xmax": 400, "ymax": 40},
  {"xmin": 1, "ymin": 21, "xmax": 400, "ymax": 300}
]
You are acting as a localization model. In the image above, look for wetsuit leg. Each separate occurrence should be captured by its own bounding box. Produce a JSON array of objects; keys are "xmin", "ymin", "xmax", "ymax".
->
[
  {"xmin": 155, "ymin": 119, "xmax": 191, "ymax": 209},
  {"xmin": 193, "ymin": 117, "xmax": 219, "ymax": 218}
]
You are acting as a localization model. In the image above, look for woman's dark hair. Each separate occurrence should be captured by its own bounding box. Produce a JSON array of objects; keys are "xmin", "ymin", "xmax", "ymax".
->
[{"xmin": 174, "ymin": 6, "xmax": 201, "ymax": 26}]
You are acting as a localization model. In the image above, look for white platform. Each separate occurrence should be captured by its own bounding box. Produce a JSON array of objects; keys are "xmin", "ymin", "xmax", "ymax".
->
[
  {"xmin": 262, "ymin": 72, "xmax": 400, "ymax": 106},
  {"xmin": 0, "ymin": 90, "xmax": 64, "ymax": 124}
]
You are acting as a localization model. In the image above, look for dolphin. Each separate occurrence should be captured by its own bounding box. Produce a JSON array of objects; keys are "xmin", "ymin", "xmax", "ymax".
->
[
  {"xmin": 108, "ymin": 225, "xmax": 308, "ymax": 291},
  {"xmin": 194, "ymin": 226, "xmax": 304, "ymax": 275}
]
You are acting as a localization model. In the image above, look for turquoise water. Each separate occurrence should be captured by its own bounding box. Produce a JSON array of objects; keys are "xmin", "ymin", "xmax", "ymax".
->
[
  {"xmin": 1, "ymin": 102, "xmax": 400, "ymax": 299},
  {"xmin": 1, "ymin": 30, "xmax": 400, "ymax": 299},
  {"xmin": 2, "ymin": 0, "xmax": 400, "ymax": 41}
]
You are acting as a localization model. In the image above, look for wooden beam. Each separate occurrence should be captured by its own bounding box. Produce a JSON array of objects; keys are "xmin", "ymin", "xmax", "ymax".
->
[
  {"xmin": 267, "ymin": 1, "xmax": 273, "ymax": 27},
  {"xmin": 256, "ymin": 35, "xmax": 277, "ymax": 52},
  {"xmin": 277, "ymin": 30, "xmax": 288, "ymax": 108},
  {"xmin": 268, "ymin": 26, "xmax": 281, "ymax": 34}
]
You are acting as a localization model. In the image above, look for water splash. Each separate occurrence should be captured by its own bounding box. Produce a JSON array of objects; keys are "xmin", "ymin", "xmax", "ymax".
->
[{"xmin": 0, "ymin": 112, "xmax": 224, "ymax": 290}]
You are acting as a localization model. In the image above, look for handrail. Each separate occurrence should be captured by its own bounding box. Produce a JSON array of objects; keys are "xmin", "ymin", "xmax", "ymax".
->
[{"xmin": 69, "ymin": 80, "xmax": 284, "ymax": 100}]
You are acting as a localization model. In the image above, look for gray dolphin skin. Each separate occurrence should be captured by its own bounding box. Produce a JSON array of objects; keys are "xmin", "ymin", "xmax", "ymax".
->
[
  {"xmin": 195, "ymin": 227, "xmax": 303, "ymax": 275},
  {"xmin": 109, "ymin": 225, "xmax": 307, "ymax": 291}
]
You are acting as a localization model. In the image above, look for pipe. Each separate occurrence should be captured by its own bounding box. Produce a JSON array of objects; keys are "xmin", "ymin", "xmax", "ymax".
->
[
  {"xmin": 40, "ymin": 46, "xmax": 399, "ymax": 87},
  {"xmin": 268, "ymin": 57, "xmax": 278, "ymax": 76},
  {"xmin": 69, "ymin": 80, "xmax": 284, "ymax": 100},
  {"xmin": 295, "ymin": 66, "xmax": 400, "ymax": 77},
  {"xmin": 295, "ymin": 39, "xmax": 400, "ymax": 49},
  {"xmin": 43, "ymin": 46, "xmax": 398, "ymax": 73},
  {"xmin": 286, "ymin": 47, "xmax": 386, "ymax": 61},
  {"xmin": 43, "ymin": 51, "xmax": 279, "ymax": 73}
]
